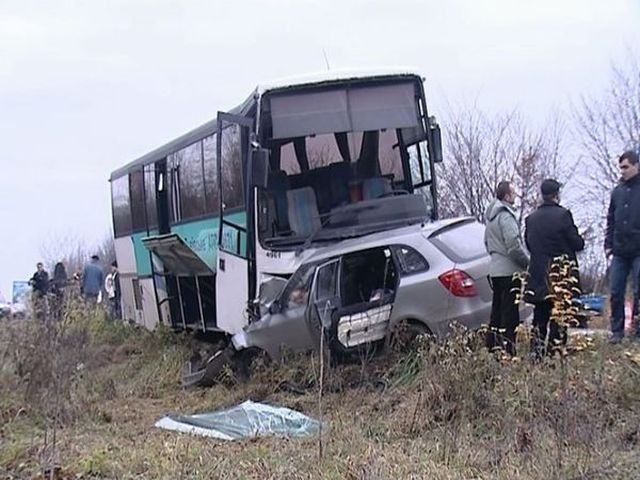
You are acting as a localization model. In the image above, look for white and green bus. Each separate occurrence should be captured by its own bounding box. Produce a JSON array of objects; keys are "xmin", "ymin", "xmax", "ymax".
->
[{"xmin": 109, "ymin": 68, "xmax": 443, "ymax": 335}]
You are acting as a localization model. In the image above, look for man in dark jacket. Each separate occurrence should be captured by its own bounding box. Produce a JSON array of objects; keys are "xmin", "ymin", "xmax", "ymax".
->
[
  {"xmin": 29, "ymin": 262, "xmax": 49, "ymax": 296},
  {"xmin": 605, "ymin": 150, "xmax": 640, "ymax": 343},
  {"xmin": 484, "ymin": 181, "xmax": 530, "ymax": 355},
  {"xmin": 525, "ymin": 179, "xmax": 585, "ymax": 354},
  {"xmin": 29, "ymin": 262, "xmax": 49, "ymax": 320}
]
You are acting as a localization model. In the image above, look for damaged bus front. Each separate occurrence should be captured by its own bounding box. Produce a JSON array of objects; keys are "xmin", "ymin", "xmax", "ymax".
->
[{"xmin": 253, "ymin": 71, "xmax": 443, "ymax": 315}]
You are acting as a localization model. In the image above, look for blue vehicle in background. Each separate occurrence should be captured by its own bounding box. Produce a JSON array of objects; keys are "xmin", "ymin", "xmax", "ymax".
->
[
  {"xmin": 573, "ymin": 293, "xmax": 606, "ymax": 328},
  {"xmin": 577, "ymin": 294, "xmax": 606, "ymax": 314}
]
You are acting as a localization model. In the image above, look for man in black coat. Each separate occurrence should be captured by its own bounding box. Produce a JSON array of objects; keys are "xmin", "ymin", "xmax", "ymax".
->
[
  {"xmin": 29, "ymin": 262, "xmax": 49, "ymax": 296},
  {"xmin": 28, "ymin": 262, "xmax": 50, "ymax": 320},
  {"xmin": 525, "ymin": 179, "xmax": 585, "ymax": 354},
  {"xmin": 605, "ymin": 150, "xmax": 640, "ymax": 343}
]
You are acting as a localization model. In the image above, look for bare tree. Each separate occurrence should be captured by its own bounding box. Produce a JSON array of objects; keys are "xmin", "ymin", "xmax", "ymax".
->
[
  {"xmin": 40, "ymin": 232, "xmax": 115, "ymax": 277},
  {"xmin": 572, "ymin": 55, "xmax": 640, "ymax": 288},
  {"xmin": 573, "ymin": 55, "xmax": 640, "ymax": 231},
  {"xmin": 437, "ymin": 105, "xmax": 569, "ymax": 223}
]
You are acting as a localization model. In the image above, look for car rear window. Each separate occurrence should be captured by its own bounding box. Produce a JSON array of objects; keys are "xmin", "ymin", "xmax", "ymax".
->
[{"xmin": 430, "ymin": 221, "xmax": 487, "ymax": 263}]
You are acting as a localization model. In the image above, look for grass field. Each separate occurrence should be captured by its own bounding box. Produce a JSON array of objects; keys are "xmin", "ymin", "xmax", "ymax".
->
[{"xmin": 1, "ymin": 308, "xmax": 639, "ymax": 479}]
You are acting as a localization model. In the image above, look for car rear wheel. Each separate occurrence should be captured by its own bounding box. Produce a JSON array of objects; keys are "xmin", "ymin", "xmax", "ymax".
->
[{"xmin": 388, "ymin": 320, "xmax": 432, "ymax": 353}]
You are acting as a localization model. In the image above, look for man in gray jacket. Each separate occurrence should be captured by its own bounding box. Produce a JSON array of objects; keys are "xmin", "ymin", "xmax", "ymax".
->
[{"xmin": 484, "ymin": 181, "xmax": 530, "ymax": 355}]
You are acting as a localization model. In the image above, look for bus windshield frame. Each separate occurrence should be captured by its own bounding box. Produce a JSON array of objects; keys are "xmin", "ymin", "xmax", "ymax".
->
[{"xmin": 256, "ymin": 77, "xmax": 436, "ymax": 250}]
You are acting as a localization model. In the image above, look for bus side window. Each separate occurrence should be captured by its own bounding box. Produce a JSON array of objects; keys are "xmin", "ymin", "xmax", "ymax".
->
[
  {"xmin": 407, "ymin": 142, "xmax": 431, "ymax": 185},
  {"xmin": 220, "ymin": 124, "xmax": 244, "ymax": 209},
  {"xmin": 203, "ymin": 134, "xmax": 220, "ymax": 214},
  {"xmin": 407, "ymin": 141, "xmax": 434, "ymax": 214},
  {"xmin": 177, "ymin": 141, "xmax": 206, "ymax": 220},
  {"xmin": 130, "ymin": 170, "xmax": 146, "ymax": 231},
  {"xmin": 144, "ymin": 165, "xmax": 158, "ymax": 229},
  {"xmin": 112, "ymin": 174, "xmax": 132, "ymax": 237}
]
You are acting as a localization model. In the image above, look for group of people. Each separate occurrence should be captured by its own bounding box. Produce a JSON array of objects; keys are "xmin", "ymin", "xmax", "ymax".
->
[
  {"xmin": 28, "ymin": 255, "xmax": 122, "ymax": 320},
  {"xmin": 485, "ymin": 150, "xmax": 640, "ymax": 355}
]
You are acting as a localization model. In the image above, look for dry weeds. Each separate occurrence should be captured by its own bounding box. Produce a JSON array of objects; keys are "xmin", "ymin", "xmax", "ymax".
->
[{"xmin": 1, "ymin": 299, "xmax": 639, "ymax": 479}]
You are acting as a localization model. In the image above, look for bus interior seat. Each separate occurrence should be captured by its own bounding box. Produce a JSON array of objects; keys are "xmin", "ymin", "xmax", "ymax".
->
[
  {"xmin": 362, "ymin": 176, "xmax": 392, "ymax": 200},
  {"xmin": 267, "ymin": 170, "xmax": 290, "ymax": 232},
  {"xmin": 288, "ymin": 162, "xmax": 353, "ymax": 214},
  {"xmin": 327, "ymin": 162, "xmax": 352, "ymax": 206},
  {"xmin": 312, "ymin": 162, "xmax": 352, "ymax": 213},
  {"xmin": 286, "ymin": 187, "xmax": 321, "ymax": 237}
]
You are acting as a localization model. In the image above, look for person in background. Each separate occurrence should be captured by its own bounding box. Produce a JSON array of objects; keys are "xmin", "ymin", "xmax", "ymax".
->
[
  {"xmin": 81, "ymin": 255, "xmax": 104, "ymax": 306},
  {"xmin": 28, "ymin": 262, "xmax": 49, "ymax": 319},
  {"xmin": 29, "ymin": 262, "xmax": 50, "ymax": 296},
  {"xmin": 605, "ymin": 150, "xmax": 640, "ymax": 343},
  {"xmin": 525, "ymin": 179, "xmax": 585, "ymax": 356},
  {"xmin": 105, "ymin": 261, "xmax": 122, "ymax": 320},
  {"xmin": 50, "ymin": 262, "xmax": 68, "ymax": 320},
  {"xmin": 484, "ymin": 180, "xmax": 529, "ymax": 356}
]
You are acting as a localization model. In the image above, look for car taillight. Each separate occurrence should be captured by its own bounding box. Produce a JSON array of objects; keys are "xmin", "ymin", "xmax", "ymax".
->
[{"xmin": 438, "ymin": 269, "xmax": 478, "ymax": 297}]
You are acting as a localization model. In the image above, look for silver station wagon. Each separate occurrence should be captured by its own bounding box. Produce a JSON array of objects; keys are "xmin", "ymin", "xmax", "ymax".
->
[{"xmin": 231, "ymin": 217, "xmax": 492, "ymax": 362}]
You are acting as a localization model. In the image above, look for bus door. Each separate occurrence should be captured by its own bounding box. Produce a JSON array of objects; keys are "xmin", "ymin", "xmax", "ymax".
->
[
  {"xmin": 215, "ymin": 112, "xmax": 253, "ymax": 334},
  {"xmin": 155, "ymin": 158, "xmax": 170, "ymax": 235},
  {"xmin": 149, "ymin": 158, "xmax": 176, "ymax": 328}
]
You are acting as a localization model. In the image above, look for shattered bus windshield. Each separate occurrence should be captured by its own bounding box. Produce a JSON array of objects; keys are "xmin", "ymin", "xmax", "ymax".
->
[{"xmin": 258, "ymin": 80, "xmax": 435, "ymax": 248}]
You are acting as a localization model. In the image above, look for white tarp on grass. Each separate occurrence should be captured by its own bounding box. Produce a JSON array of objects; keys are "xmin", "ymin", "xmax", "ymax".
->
[{"xmin": 155, "ymin": 400, "xmax": 320, "ymax": 441}]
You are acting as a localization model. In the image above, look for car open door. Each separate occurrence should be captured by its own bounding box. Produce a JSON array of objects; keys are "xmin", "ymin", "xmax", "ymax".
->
[
  {"xmin": 215, "ymin": 112, "xmax": 254, "ymax": 334},
  {"xmin": 307, "ymin": 259, "xmax": 341, "ymax": 350}
]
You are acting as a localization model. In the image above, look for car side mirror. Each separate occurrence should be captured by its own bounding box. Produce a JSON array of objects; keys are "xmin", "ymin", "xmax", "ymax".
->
[
  {"xmin": 429, "ymin": 116, "xmax": 443, "ymax": 163},
  {"xmin": 251, "ymin": 148, "xmax": 269, "ymax": 188}
]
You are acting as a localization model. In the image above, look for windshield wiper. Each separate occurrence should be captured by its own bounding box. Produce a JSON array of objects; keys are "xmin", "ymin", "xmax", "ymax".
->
[{"xmin": 295, "ymin": 203, "xmax": 378, "ymax": 256}]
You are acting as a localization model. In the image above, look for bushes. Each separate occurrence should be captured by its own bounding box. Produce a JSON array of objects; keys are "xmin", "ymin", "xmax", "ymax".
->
[
  {"xmin": 0, "ymin": 298, "xmax": 190, "ymax": 477},
  {"xmin": 1, "ymin": 291, "xmax": 639, "ymax": 478}
]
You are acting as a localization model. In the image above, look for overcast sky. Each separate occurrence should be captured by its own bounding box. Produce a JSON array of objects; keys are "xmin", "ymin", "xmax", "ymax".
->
[{"xmin": 1, "ymin": 0, "xmax": 639, "ymax": 298}]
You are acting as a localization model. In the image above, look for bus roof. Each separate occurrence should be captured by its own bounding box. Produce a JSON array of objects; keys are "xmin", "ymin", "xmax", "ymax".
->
[
  {"xmin": 109, "ymin": 92, "xmax": 256, "ymax": 180},
  {"xmin": 255, "ymin": 67, "xmax": 421, "ymax": 94},
  {"xmin": 110, "ymin": 67, "xmax": 422, "ymax": 181}
]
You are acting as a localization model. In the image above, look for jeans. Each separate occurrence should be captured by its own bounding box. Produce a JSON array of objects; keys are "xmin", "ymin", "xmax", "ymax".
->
[
  {"xmin": 609, "ymin": 255, "xmax": 640, "ymax": 338},
  {"xmin": 486, "ymin": 276, "xmax": 520, "ymax": 355}
]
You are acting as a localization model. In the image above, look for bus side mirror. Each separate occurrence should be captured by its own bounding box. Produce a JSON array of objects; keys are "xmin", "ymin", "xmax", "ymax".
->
[
  {"xmin": 429, "ymin": 117, "xmax": 443, "ymax": 163},
  {"xmin": 268, "ymin": 299, "xmax": 282, "ymax": 314},
  {"xmin": 251, "ymin": 148, "xmax": 270, "ymax": 188}
]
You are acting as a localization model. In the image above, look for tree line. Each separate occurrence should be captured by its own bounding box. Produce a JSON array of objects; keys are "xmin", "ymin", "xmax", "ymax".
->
[{"xmin": 436, "ymin": 56, "xmax": 640, "ymax": 292}]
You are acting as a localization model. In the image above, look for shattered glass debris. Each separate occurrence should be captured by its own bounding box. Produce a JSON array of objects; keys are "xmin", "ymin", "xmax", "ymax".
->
[{"xmin": 155, "ymin": 400, "xmax": 321, "ymax": 440}]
